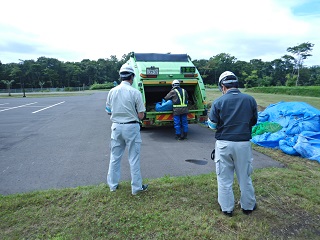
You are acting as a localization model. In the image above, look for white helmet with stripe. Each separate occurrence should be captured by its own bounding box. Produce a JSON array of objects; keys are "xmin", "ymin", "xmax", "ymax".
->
[
  {"xmin": 119, "ymin": 64, "xmax": 135, "ymax": 78},
  {"xmin": 172, "ymin": 79, "xmax": 180, "ymax": 87},
  {"xmin": 218, "ymin": 71, "xmax": 238, "ymax": 92}
]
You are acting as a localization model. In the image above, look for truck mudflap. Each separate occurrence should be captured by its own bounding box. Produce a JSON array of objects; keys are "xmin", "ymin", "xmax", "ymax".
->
[{"xmin": 156, "ymin": 113, "xmax": 195, "ymax": 121}]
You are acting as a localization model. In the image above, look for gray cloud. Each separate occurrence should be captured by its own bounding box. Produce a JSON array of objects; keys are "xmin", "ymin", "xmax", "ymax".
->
[{"xmin": 0, "ymin": 41, "xmax": 39, "ymax": 53}]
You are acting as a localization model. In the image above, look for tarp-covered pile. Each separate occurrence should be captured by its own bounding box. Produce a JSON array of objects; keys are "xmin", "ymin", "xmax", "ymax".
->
[{"xmin": 251, "ymin": 101, "xmax": 320, "ymax": 163}]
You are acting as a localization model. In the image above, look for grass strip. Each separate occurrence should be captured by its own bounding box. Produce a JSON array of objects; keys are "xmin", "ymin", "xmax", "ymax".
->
[{"xmin": 1, "ymin": 148, "xmax": 319, "ymax": 239}]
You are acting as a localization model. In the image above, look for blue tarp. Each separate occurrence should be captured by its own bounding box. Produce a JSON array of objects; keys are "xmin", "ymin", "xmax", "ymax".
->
[{"xmin": 251, "ymin": 101, "xmax": 320, "ymax": 163}]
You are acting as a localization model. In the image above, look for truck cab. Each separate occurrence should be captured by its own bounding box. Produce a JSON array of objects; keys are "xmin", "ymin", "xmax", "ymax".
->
[{"xmin": 127, "ymin": 52, "xmax": 207, "ymax": 127}]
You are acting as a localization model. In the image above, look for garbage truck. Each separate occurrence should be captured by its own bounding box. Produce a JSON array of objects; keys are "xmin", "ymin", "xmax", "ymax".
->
[{"xmin": 126, "ymin": 52, "xmax": 207, "ymax": 127}]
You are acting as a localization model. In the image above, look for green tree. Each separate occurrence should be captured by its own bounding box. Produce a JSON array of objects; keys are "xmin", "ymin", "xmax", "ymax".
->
[
  {"xmin": 192, "ymin": 59, "xmax": 209, "ymax": 80},
  {"xmin": 285, "ymin": 74, "xmax": 297, "ymax": 87},
  {"xmin": 39, "ymin": 81, "xmax": 45, "ymax": 91},
  {"xmin": 309, "ymin": 66, "xmax": 320, "ymax": 86},
  {"xmin": 249, "ymin": 59, "xmax": 264, "ymax": 78},
  {"xmin": 287, "ymin": 42, "xmax": 314, "ymax": 86},
  {"xmin": 80, "ymin": 59, "xmax": 97, "ymax": 86},
  {"xmin": 31, "ymin": 63, "xmax": 43, "ymax": 88},
  {"xmin": 244, "ymin": 70, "xmax": 259, "ymax": 88},
  {"xmin": 259, "ymin": 76, "xmax": 272, "ymax": 87},
  {"xmin": 271, "ymin": 58, "xmax": 288, "ymax": 86},
  {"xmin": 1, "ymin": 80, "xmax": 15, "ymax": 96},
  {"xmin": 43, "ymin": 67, "xmax": 59, "ymax": 87},
  {"xmin": 202, "ymin": 53, "xmax": 238, "ymax": 85},
  {"xmin": 10, "ymin": 65, "xmax": 25, "ymax": 96},
  {"xmin": 233, "ymin": 61, "xmax": 251, "ymax": 88}
]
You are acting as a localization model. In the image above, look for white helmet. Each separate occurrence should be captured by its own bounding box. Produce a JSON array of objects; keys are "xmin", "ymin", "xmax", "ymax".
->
[
  {"xmin": 119, "ymin": 64, "xmax": 135, "ymax": 78},
  {"xmin": 172, "ymin": 79, "xmax": 180, "ymax": 87},
  {"xmin": 218, "ymin": 71, "xmax": 238, "ymax": 92}
]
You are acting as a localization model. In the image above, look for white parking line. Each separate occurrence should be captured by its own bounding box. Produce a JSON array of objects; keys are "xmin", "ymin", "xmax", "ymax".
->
[
  {"xmin": 0, "ymin": 102, "xmax": 38, "ymax": 112},
  {"xmin": 32, "ymin": 101, "xmax": 65, "ymax": 113},
  {"xmin": 0, "ymin": 103, "xmax": 9, "ymax": 106},
  {"xmin": 24, "ymin": 105, "xmax": 47, "ymax": 108}
]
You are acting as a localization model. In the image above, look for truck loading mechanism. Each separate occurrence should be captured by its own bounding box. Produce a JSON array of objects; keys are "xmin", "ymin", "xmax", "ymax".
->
[{"xmin": 127, "ymin": 52, "xmax": 207, "ymax": 127}]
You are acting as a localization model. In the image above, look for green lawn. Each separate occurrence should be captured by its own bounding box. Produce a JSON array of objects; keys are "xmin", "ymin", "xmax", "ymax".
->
[
  {"xmin": 1, "ymin": 150, "xmax": 319, "ymax": 239},
  {"xmin": 206, "ymin": 88, "xmax": 320, "ymax": 110}
]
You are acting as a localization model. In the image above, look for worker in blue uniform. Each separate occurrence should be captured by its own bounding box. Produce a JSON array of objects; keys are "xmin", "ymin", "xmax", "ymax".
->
[{"xmin": 164, "ymin": 80, "xmax": 189, "ymax": 140}]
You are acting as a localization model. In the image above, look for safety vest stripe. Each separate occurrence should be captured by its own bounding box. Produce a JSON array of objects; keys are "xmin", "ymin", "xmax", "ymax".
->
[{"xmin": 173, "ymin": 89, "xmax": 187, "ymax": 107}]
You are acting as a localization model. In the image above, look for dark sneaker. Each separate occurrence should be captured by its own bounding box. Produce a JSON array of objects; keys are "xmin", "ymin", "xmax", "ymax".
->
[
  {"xmin": 222, "ymin": 211, "xmax": 233, "ymax": 217},
  {"xmin": 220, "ymin": 207, "xmax": 233, "ymax": 217},
  {"xmin": 132, "ymin": 184, "xmax": 148, "ymax": 195},
  {"xmin": 110, "ymin": 185, "xmax": 119, "ymax": 192},
  {"xmin": 175, "ymin": 135, "xmax": 182, "ymax": 140},
  {"xmin": 242, "ymin": 203, "xmax": 257, "ymax": 215},
  {"xmin": 181, "ymin": 133, "xmax": 188, "ymax": 140}
]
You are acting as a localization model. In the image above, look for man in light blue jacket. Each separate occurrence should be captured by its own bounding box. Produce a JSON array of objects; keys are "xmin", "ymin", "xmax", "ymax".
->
[{"xmin": 106, "ymin": 63, "xmax": 148, "ymax": 195}]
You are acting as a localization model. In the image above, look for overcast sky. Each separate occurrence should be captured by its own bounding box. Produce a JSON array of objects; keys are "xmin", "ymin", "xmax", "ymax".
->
[{"xmin": 0, "ymin": 0, "xmax": 319, "ymax": 66}]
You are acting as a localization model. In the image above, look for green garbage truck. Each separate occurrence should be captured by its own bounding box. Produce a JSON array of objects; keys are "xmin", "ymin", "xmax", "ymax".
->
[{"xmin": 126, "ymin": 52, "xmax": 207, "ymax": 127}]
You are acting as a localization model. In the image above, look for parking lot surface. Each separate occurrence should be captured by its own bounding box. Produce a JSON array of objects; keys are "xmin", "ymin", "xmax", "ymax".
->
[{"xmin": 0, "ymin": 92, "xmax": 284, "ymax": 195}]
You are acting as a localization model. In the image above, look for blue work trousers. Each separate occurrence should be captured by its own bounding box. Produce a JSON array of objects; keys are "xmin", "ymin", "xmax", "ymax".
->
[
  {"xmin": 173, "ymin": 114, "xmax": 188, "ymax": 135},
  {"xmin": 107, "ymin": 123, "xmax": 143, "ymax": 194}
]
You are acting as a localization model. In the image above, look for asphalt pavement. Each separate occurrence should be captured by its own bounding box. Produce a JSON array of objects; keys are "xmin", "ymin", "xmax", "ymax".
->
[{"xmin": 0, "ymin": 92, "xmax": 284, "ymax": 195}]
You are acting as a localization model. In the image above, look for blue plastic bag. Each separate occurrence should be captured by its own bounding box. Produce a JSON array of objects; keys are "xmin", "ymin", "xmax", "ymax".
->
[{"xmin": 155, "ymin": 99, "xmax": 173, "ymax": 112}]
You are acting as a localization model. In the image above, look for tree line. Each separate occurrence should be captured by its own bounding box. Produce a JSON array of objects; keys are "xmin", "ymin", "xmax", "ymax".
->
[
  {"xmin": 1, "ymin": 42, "xmax": 319, "ymax": 91},
  {"xmin": 0, "ymin": 55, "xmax": 129, "ymax": 91}
]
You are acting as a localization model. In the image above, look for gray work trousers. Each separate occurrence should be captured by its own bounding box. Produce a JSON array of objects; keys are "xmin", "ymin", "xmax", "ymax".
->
[
  {"xmin": 214, "ymin": 140, "xmax": 256, "ymax": 212},
  {"xmin": 107, "ymin": 123, "xmax": 143, "ymax": 194}
]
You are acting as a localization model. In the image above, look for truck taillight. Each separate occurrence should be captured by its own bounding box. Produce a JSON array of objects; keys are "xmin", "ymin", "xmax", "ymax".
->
[
  {"xmin": 184, "ymin": 73, "xmax": 198, "ymax": 78},
  {"xmin": 143, "ymin": 120, "xmax": 152, "ymax": 125},
  {"xmin": 198, "ymin": 116, "xmax": 207, "ymax": 122},
  {"xmin": 140, "ymin": 73, "xmax": 157, "ymax": 78}
]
